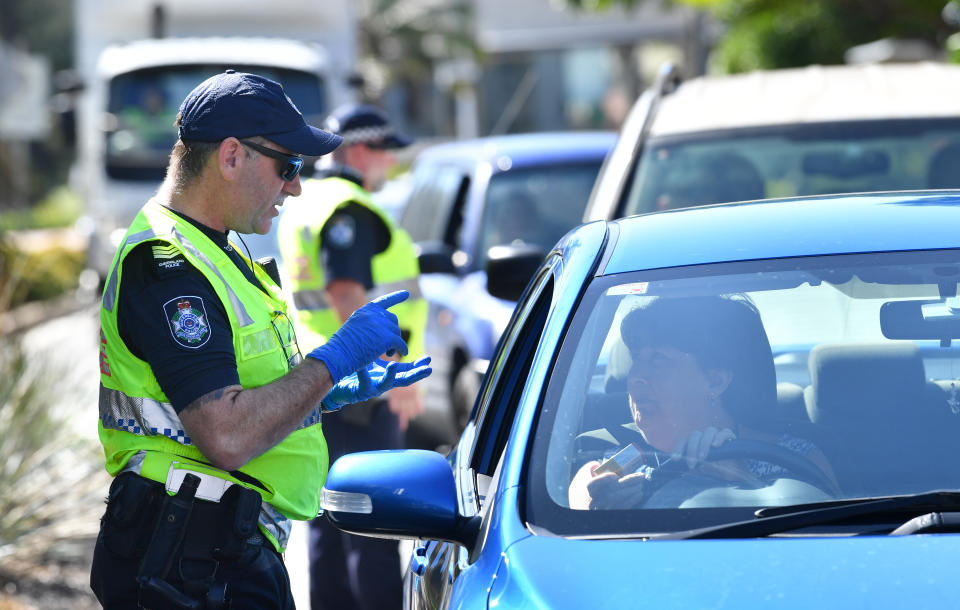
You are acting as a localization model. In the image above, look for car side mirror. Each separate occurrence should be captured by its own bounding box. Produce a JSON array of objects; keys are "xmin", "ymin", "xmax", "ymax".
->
[
  {"xmin": 321, "ymin": 449, "xmax": 480, "ymax": 548},
  {"xmin": 416, "ymin": 241, "xmax": 458, "ymax": 274},
  {"xmin": 486, "ymin": 244, "xmax": 546, "ymax": 302}
]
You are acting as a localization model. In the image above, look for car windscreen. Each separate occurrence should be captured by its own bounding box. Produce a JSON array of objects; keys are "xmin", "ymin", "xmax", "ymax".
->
[
  {"xmin": 622, "ymin": 119, "xmax": 960, "ymax": 216},
  {"xmin": 477, "ymin": 162, "xmax": 602, "ymax": 266},
  {"xmin": 526, "ymin": 249, "xmax": 960, "ymax": 537},
  {"xmin": 105, "ymin": 65, "xmax": 326, "ymax": 180}
]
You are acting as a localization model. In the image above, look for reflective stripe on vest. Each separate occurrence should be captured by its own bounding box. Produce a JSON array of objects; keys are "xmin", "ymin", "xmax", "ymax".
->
[
  {"xmin": 103, "ymin": 226, "xmax": 254, "ymax": 328},
  {"xmin": 99, "ymin": 385, "xmax": 323, "ymax": 443},
  {"xmin": 98, "ymin": 200, "xmax": 328, "ymax": 552}
]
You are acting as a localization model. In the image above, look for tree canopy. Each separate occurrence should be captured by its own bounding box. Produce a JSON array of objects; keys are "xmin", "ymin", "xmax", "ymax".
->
[{"xmin": 561, "ymin": 0, "xmax": 953, "ymax": 72}]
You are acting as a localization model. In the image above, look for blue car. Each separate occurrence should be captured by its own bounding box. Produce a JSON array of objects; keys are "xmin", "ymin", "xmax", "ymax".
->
[
  {"xmin": 398, "ymin": 131, "xmax": 616, "ymax": 447},
  {"xmin": 322, "ymin": 191, "xmax": 960, "ymax": 608}
]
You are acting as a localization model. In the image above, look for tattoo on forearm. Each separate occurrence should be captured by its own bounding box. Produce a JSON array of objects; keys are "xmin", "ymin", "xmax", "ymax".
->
[{"xmin": 182, "ymin": 387, "xmax": 228, "ymax": 413}]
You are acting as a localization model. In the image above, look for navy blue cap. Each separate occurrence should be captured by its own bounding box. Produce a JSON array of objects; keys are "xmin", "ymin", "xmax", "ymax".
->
[
  {"xmin": 177, "ymin": 70, "xmax": 342, "ymax": 156},
  {"xmin": 322, "ymin": 103, "xmax": 412, "ymax": 150}
]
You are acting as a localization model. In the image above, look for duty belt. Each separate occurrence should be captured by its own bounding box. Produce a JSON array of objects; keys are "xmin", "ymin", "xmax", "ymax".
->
[{"xmin": 121, "ymin": 452, "xmax": 293, "ymax": 550}]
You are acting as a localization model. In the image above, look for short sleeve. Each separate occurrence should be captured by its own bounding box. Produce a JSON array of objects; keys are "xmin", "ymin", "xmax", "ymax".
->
[
  {"xmin": 117, "ymin": 242, "xmax": 241, "ymax": 412},
  {"xmin": 319, "ymin": 202, "xmax": 391, "ymax": 291}
]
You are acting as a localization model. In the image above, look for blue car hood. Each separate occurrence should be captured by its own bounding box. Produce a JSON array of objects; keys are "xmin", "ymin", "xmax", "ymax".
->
[{"xmin": 489, "ymin": 533, "xmax": 960, "ymax": 607}]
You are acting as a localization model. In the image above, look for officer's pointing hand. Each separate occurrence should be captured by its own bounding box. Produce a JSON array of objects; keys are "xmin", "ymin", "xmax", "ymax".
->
[{"xmin": 306, "ymin": 290, "xmax": 410, "ymax": 382}]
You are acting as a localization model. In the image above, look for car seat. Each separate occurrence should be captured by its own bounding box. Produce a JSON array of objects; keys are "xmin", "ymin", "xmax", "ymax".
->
[
  {"xmin": 927, "ymin": 142, "xmax": 960, "ymax": 189},
  {"xmin": 657, "ymin": 150, "xmax": 766, "ymax": 210},
  {"xmin": 804, "ymin": 343, "xmax": 958, "ymax": 497}
]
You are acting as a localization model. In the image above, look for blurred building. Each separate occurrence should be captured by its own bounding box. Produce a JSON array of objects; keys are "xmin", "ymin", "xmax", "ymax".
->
[
  {"xmin": 388, "ymin": 0, "xmax": 711, "ymax": 139},
  {"xmin": 0, "ymin": 41, "xmax": 50, "ymax": 209}
]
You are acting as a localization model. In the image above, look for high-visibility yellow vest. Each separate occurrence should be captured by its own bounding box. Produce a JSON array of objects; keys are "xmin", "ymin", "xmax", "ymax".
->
[
  {"xmin": 277, "ymin": 176, "xmax": 426, "ymax": 359},
  {"xmin": 98, "ymin": 199, "xmax": 327, "ymax": 552}
]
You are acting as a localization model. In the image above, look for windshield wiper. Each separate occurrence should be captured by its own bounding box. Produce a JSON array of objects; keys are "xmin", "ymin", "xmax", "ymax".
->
[
  {"xmin": 653, "ymin": 491, "xmax": 960, "ymax": 540},
  {"xmin": 890, "ymin": 511, "xmax": 960, "ymax": 535}
]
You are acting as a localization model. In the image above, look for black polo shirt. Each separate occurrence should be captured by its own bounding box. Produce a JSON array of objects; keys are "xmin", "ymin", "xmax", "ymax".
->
[
  {"xmin": 116, "ymin": 207, "xmax": 266, "ymax": 413},
  {"xmin": 316, "ymin": 167, "xmax": 391, "ymax": 290}
]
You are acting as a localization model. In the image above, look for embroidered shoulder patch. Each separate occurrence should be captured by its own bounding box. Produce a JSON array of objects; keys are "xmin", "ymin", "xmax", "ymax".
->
[
  {"xmin": 326, "ymin": 214, "xmax": 357, "ymax": 249},
  {"xmin": 163, "ymin": 296, "xmax": 211, "ymax": 348},
  {"xmin": 152, "ymin": 244, "xmax": 187, "ymax": 274}
]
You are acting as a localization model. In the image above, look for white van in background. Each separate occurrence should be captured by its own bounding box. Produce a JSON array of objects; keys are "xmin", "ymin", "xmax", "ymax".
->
[{"xmin": 71, "ymin": 0, "xmax": 358, "ymax": 281}]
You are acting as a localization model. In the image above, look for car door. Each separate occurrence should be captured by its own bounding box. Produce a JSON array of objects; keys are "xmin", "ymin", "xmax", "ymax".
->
[{"xmin": 407, "ymin": 257, "xmax": 558, "ymax": 610}]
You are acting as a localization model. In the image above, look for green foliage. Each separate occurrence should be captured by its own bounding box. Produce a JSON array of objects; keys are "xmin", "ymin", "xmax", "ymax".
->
[
  {"xmin": 356, "ymin": 0, "xmax": 479, "ymax": 94},
  {"xmin": 558, "ymin": 0, "xmax": 952, "ymax": 72},
  {"xmin": 0, "ymin": 338, "xmax": 107, "ymax": 563},
  {"xmin": 705, "ymin": 0, "xmax": 952, "ymax": 73},
  {"xmin": 0, "ymin": 187, "xmax": 83, "ymax": 232},
  {"xmin": 0, "ymin": 188, "xmax": 85, "ymax": 309},
  {"xmin": 0, "ymin": 237, "xmax": 84, "ymax": 309},
  {"xmin": 710, "ymin": 1, "xmax": 848, "ymax": 71}
]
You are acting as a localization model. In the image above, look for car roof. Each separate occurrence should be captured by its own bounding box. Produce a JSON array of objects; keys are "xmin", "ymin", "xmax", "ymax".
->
[
  {"xmin": 651, "ymin": 62, "xmax": 960, "ymax": 137},
  {"xmin": 413, "ymin": 131, "xmax": 616, "ymax": 170},
  {"xmin": 602, "ymin": 190, "xmax": 960, "ymax": 275},
  {"xmin": 97, "ymin": 37, "xmax": 330, "ymax": 79}
]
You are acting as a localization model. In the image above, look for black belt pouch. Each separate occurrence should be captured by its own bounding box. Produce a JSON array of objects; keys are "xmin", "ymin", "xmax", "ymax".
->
[{"xmin": 101, "ymin": 471, "xmax": 165, "ymax": 559}]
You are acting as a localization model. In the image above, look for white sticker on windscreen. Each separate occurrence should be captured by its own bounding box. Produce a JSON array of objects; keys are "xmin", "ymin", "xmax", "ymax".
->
[{"xmin": 607, "ymin": 282, "xmax": 649, "ymax": 296}]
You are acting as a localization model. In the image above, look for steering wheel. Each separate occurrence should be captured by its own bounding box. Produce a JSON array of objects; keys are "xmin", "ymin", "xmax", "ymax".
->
[
  {"xmin": 644, "ymin": 439, "xmax": 837, "ymax": 498},
  {"xmin": 709, "ymin": 439, "xmax": 837, "ymax": 495}
]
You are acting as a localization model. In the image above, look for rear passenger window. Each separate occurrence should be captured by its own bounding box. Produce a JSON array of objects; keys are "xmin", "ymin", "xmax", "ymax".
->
[{"xmin": 401, "ymin": 165, "xmax": 468, "ymax": 244}]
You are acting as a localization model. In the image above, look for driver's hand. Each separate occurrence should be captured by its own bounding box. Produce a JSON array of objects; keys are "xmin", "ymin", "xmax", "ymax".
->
[
  {"xmin": 673, "ymin": 427, "xmax": 736, "ymax": 470},
  {"xmin": 568, "ymin": 461, "xmax": 649, "ymax": 510}
]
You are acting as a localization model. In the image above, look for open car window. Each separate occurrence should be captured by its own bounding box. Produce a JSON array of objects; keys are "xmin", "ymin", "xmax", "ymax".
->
[{"xmin": 527, "ymin": 249, "xmax": 960, "ymax": 537}]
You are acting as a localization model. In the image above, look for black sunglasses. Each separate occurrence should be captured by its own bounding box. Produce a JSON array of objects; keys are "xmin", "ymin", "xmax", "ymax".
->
[{"xmin": 239, "ymin": 140, "xmax": 304, "ymax": 182}]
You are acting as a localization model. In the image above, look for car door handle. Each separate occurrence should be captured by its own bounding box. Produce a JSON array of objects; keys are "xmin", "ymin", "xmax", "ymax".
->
[{"xmin": 409, "ymin": 544, "xmax": 428, "ymax": 576}]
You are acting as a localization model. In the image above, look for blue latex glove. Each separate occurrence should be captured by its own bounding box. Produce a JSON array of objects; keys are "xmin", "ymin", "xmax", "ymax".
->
[
  {"xmin": 321, "ymin": 357, "xmax": 432, "ymax": 412},
  {"xmin": 306, "ymin": 291, "xmax": 410, "ymax": 381}
]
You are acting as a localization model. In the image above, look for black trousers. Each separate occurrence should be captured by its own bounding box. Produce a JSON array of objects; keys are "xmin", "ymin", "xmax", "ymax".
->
[
  {"xmin": 309, "ymin": 401, "xmax": 403, "ymax": 610},
  {"xmin": 90, "ymin": 473, "xmax": 296, "ymax": 610}
]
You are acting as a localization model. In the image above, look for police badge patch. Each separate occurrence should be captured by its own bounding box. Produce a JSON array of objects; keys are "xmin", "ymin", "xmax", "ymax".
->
[
  {"xmin": 326, "ymin": 214, "xmax": 357, "ymax": 249},
  {"xmin": 164, "ymin": 296, "xmax": 211, "ymax": 348}
]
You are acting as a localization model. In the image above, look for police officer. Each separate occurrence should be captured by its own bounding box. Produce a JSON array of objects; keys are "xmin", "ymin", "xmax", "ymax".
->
[
  {"xmin": 90, "ymin": 71, "xmax": 432, "ymax": 609},
  {"xmin": 277, "ymin": 103, "xmax": 426, "ymax": 610}
]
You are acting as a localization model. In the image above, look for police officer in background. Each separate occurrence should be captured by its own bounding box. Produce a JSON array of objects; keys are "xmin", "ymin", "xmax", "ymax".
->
[
  {"xmin": 277, "ymin": 103, "xmax": 427, "ymax": 610},
  {"xmin": 90, "ymin": 72, "xmax": 431, "ymax": 609}
]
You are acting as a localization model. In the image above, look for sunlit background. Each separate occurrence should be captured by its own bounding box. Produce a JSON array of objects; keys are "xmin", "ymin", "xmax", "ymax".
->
[{"xmin": 0, "ymin": 0, "xmax": 957, "ymax": 607}]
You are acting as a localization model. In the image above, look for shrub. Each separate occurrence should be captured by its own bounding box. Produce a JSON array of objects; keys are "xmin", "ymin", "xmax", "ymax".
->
[
  {"xmin": 0, "ymin": 237, "xmax": 85, "ymax": 310},
  {"xmin": 0, "ymin": 188, "xmax": 83, "ymax": 232},
  {"xmin": 0, "ymin": 337, "xmax": 108, "ymax": 565}
]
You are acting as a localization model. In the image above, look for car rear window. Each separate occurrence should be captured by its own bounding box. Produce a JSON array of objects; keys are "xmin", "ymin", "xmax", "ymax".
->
[
  {"xmin": 478, "ymin": 162, "xmax": 602, "ymax": 266},
  {"xmin": 623, "ymin": 119, "xmax": 960, "ymax": 216}
]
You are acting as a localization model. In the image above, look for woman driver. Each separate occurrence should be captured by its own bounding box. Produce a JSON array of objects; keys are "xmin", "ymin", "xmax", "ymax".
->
[{"xmin": 568, "ymin": 295, "xmax": 837, "ymax": 510}]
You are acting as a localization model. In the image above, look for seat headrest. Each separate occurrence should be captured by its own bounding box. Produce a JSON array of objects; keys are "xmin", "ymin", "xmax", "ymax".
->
[
  {"xmin": 928, "ymin": 142, "xmax": 960, "ymax": 189},
  {"xmin": 657, "ymin": 150, "xmax": 765, "ymax": 209},
  {"xmin": 806, "ymin": 343, "xmax": 925, "ymax": 426}
]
